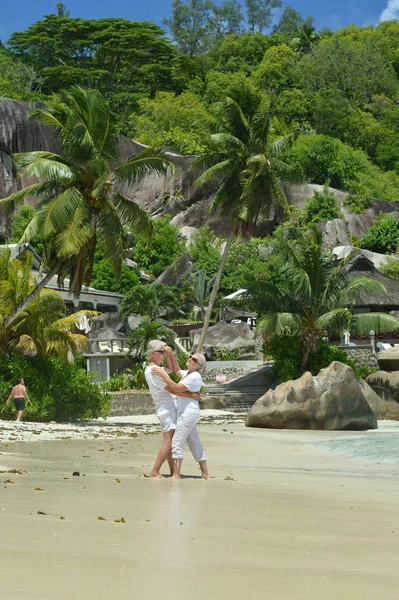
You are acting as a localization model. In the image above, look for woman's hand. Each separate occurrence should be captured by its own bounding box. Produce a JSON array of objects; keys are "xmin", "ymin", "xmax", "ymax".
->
[{"xmin": 151, "ymin": 366, "xmax": 165, "ymax": 376}]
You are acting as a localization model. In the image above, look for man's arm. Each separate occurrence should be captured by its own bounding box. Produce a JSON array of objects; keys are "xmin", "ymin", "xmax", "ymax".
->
[
  {"xmin": 164, "ymin": 347, "xmax": 182, "ymax": 376},
  {"xmin": 6, "ymin": 388, "xmax": 14, "ymax": 405},
  {"xmin": 23, "ymin": 387, "xmax": 32, "ymax": 405}
]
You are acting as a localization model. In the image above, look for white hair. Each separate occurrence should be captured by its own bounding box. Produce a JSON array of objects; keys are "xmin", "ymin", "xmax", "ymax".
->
[
  {"xmin": 147, "ymin": 340, "xmax": 166, "ymax": 357},
  {"xmin": 193, "ymin": 352, "xmax": 206, "ymax": 374}
]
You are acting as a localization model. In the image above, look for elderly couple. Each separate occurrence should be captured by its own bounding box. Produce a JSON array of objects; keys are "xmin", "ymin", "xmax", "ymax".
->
[{"xmin": 144, "ymin": 340, "xmax": 209, "ymax": 480}]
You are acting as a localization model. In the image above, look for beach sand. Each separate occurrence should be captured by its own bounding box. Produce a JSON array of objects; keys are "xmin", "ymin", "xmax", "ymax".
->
[{"xmin": 0, "ymin": 419, "xmax": 398, "ymax": 600}]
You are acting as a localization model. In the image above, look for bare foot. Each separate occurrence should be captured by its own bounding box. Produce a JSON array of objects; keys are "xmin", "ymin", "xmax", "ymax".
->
[
  {"xmin": 149, "ymin": 472, "xmax": 163, "ymax": 478},
  {"xmin": 201, "ymin": 472, "xmax": 210, "ymax": 480},
  {"xmin": 170, "ymin": 474, "xmax": 180, "ymax": 480}
]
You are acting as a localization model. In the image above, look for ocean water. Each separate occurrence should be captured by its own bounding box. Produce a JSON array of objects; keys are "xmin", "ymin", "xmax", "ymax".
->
[{"xmin": 312, "ymin": 421, "xmax": 399, "ymax": 463}]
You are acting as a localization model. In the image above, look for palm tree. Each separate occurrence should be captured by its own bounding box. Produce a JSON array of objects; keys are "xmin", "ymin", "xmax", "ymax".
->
[
  {"xmin": 192, "ymin": 83, "xmax": 303, "ymax": 351},
  {"xmin": 0, "ymin": 249, "xmax": 95, "ymax": 361},
  {"xmin": 120, "ymin": 283, "xmax": 179, "ymax": 323},
  {"xmin": 291, "ymin": 23, "xmax": 319, "ymax": 53},
  {"xmin": 0, "ymin": 86, "xmax": 173, "ymax": 328},
  {"xmin": 249, "ymin": 227, "xmax": 399, "ymax": 370},
  {"xmin": 128, "ymin": 319, "xmax": 176, "ymax": 359},
  {"xmin": 189, "ymin": 269, "xmax": 215, "ymax": 321}
]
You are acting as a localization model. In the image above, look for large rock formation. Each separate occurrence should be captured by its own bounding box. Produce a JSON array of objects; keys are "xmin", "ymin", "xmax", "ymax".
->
[
  {"xmin": 375, "ymin": 347, "xmax": 399, "ymax": 371},
  {"xmin": 357, "ymin": 380, "xmax": 387, "ymax": 419},
  {"xmin": 332, "ymin": 246, "xmax": 395, "ymax": 270},
  {"xmin": 246, "ymin": 361, "xmax": 377, "ymax": 430},
  {"xmin": 366, "ymin": 370, "xmax": 399, "ymax": 401},
  {"xmin": 2, "ymin": 97, "xmax": 398, "ymax": 249},
  {"xmin": 191, "ymin": 321, "xmax": 257, "ymax": 359}
]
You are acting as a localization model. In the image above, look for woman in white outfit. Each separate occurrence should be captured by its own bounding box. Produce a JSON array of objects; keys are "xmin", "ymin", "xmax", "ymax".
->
[{"xmin": 152, "ymin": 352, "xmax": 210, "ymax": 480}]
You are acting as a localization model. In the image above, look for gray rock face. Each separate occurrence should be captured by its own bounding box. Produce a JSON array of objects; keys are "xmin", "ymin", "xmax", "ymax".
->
[
  {"xmin": 246, "ymin": 361, "xmax": 378, "ymax": 430},
  {"xmin": 283, "ymin": 183, "xmax": 348, "ymax": 210},
  {"xmin": 1, "ymin": 97, "xmax": 398, "ymax": 249},
  {"xmin": 191, "ymin": 321, "xmax": 256, "ymax": 360},
  {"xmin": 333, "ymin": 246, "xmax": 394, "ymax": 269},
  {"xmin": 154, "ymin": 253, "xmax": 193, "ymax": 286},
  {"xmin": 376, "ymin": 347, "xmax": 399, "ymax": 371},
  {"xmin": 366, "ymin": 370, "xmax": 399, "ymax": 401},
  {"xmin": 319, "ymin": 201, "xmax": 399, "ymax": 248},
  {"xmin": 357, "ymin": 380, "xmax": 387, "ymax": 419}
]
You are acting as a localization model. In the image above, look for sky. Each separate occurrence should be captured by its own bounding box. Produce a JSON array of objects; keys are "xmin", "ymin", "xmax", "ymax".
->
[{"xmin": 0, "ymin": 0, "xmax": 396, "ymax": 44}]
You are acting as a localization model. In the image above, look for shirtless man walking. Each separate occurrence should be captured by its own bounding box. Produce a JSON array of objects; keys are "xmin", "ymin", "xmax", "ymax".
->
[{"xmin": 6, "ymin": 379, "xmax": 32, "ymax": 422}]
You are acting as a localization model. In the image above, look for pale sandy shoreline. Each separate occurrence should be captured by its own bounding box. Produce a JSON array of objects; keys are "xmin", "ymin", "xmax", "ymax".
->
[{"xmin": 0, "ymin": 418, "xmax": 398, "ymax": 600}]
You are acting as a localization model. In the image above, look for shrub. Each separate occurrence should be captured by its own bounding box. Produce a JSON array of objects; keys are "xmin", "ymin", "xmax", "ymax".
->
[
  {"xmin": 379, "ymin": 256, "xmax": 399, "ymax": 279},
  {"xmin": 360, "ymin": 212, "xmax": 399, "ymax": 254},
  {"xmin": 265, "ymin": 336, "xmax": 370, "ymax": 382},
  {"xmin": 0, "ymin": 353, "xmax": 110, "ymax": 422},
  {"xmin": 303, "ymin": 184, "xmax": 343, "ymax": 224}
]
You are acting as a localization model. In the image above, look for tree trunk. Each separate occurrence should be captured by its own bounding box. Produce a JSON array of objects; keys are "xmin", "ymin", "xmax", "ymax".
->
[
  {"xmin": 3, "ymin": 263, "xmax": 61, "ymax": 329},
  {"xmin": 196, "ymin": 233, "xmax": 234, "ymax": 353}
]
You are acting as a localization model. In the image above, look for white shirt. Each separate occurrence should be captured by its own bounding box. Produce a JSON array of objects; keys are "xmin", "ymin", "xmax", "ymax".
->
[
  {"xmin": 145, "ymin": 366, "xmax": 174, "ymax": 406},
  {"xmin": 176, "ymin": 370, "xmax": 202, "ymax": 413}
]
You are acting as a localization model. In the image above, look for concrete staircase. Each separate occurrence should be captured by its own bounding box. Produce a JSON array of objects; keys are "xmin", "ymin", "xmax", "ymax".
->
[{"xmin": 202, "ymin": 364, "xmax": 275, "ymax": 413}]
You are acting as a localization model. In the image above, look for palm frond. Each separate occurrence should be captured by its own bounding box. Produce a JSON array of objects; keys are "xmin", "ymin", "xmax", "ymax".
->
[
  {"xmin": 112, "ymin": 194, "xmax": 153, "ymax": 235},
  {"xmin": 351, "ymin": 312, "xmax": 399, "ymax": 336},
  {"xmin": 114, "ymin": 148, "xmax": 173, "ymax": 185},
  {"xmin": 257, "ymin": 312, "xmax": 303, "ymax": 335},
  {"xmin": 194, "ymin": 159, "xmax": 234, "ymax": 190}
]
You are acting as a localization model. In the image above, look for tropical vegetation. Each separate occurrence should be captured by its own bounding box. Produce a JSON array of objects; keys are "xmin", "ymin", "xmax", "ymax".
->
[
  {"xmin": 0, "ymin": 86, "xmax": 172, "ymax": 327},
  {"xmin": 192, "ymin": 81, "xmax": 303, "ymax": 349},
  {"xmin": 249, "ymin": 228, "xmax": 399, "ymax": 371}
]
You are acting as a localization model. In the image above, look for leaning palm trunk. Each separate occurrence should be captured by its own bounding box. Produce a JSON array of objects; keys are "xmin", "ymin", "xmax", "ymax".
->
[
  {"xmin": 300, "ymin": 329, "xmax": 320, "ymax": 372},
  {"xmin": 3, "ymin": 263, "xmax": 61, "ymax": 329},
  {"xmin": 196, "ymin": 233, "xmax": 233, "ymax": 353}
]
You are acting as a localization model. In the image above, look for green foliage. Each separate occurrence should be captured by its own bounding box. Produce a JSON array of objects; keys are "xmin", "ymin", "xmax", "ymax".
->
[
  {"xmin": 128, "ymin": 319, "xmax": 176, "ymax": 359},
  {"xmin": 90, "ymin": 246, "xmax": 141, "ymax": 294},
  {"xmin": 253, "ymin": 43, "xmax": 297, "ymax": 92},
  {"xmin": 6, "ymin": 205, "xmax": 45, "ymax": 256},
  {"xmin": 189, "ymin": 227, "xmax": 223, "ymax": 278},
  {"xmin": 101, "ymin": 371, "xmax": 132, "ymax": 392},
  {"xmin": 214, "ymin": 348, "xmax": 241, "ymax": 360},
  {"xmin": 284, "ymin": 134, "xmax": 370, "ymax": 189},
  {"xmin": 0, "ymin": 249, "xmax": 93, "ymax": 360},
  {"xmin": 207, "ymin": 32, "xmax": 269, "ymax": 74},
  {"xmin": 252, "ymin": 227, "xmax": 399, "ymax": 370},
  {"xmin": 7, "ymin": 17, "xmax": 180, "ymax": 129},
  {"xmin": 1, "ymin": 87, "xmax": 171, "ymax": 304},
  {"xmin": 222, "ymin": 237, "xmax": 275, "ymax": 292},
  {"xmin": 121, "ymin": 284, "xmax": 180, "ymax": 322},
  {"xmin": 0, "ymin": 353, "xmax": 109, "ymax": 422},
  {"xmin": 303, "ymin": 184, "xmax": 342, "ymax": 224},
  {"xmin": 379, "ymin": 256, "xmax": 399, "ymax": 279},
  {"xmin": 263, "ymin": 334, "xmax": 302, "ymax": 381},
  {"xmin": 307, "ymin": 339, "xmax": 352, "ymax": 376},
  {"xmin": 131, "ymin": 216, "xmax": 185, "ymax": 278},
  {"xmin": 0, "ymin": 48, "xmax": 42, "ymax": 101},
  {"xmin": 265, "ymin": 335, "xmax": 371, "ymax": 382},
  {"xmin": 129, "ymin": 91, "xmax": 212, "ymax": 155},
  {"xmin": 360, "ymin": 213, "xmax": 399, "ymax": 254},
  {"xmin": 297, "ymin": 35, "xmax": 396, "ymax": 107},
  {"xmin": 285, "ymin": 134, "xmax": 399, "ymax": 208}
]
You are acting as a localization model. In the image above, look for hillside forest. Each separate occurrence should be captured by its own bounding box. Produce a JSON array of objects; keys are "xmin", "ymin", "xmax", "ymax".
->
[{"xmin": 2, "ymin": 2, "xmax": 399, "ymax": 410}]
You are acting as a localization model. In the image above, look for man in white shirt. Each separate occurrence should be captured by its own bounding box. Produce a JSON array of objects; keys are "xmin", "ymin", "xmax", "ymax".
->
[{"xmin": 145, "ymin": 340, "xmax": 200, "ymax": 478}]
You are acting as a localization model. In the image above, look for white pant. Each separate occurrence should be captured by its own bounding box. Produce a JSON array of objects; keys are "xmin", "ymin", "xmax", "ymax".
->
[{"xmin": 172, "ymin": 406, "xmax": 206, "ymax": 461}]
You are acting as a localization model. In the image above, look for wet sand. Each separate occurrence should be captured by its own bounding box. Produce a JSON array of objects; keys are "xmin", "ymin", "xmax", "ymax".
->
[{"xmin": 0, "ymin": 422, "xmax": 398, "ymax": 600}]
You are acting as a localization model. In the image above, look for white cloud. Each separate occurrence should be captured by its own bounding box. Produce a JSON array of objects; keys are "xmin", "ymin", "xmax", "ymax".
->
[{"xmin": 379, "ymin": 0, "xmax": 399, "ymax": 21}]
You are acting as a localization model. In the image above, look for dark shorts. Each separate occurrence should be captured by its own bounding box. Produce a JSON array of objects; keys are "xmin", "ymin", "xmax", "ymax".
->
[{"xmin": 14, "ymin": 397, "xmax": 25, "ymax": 412}]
